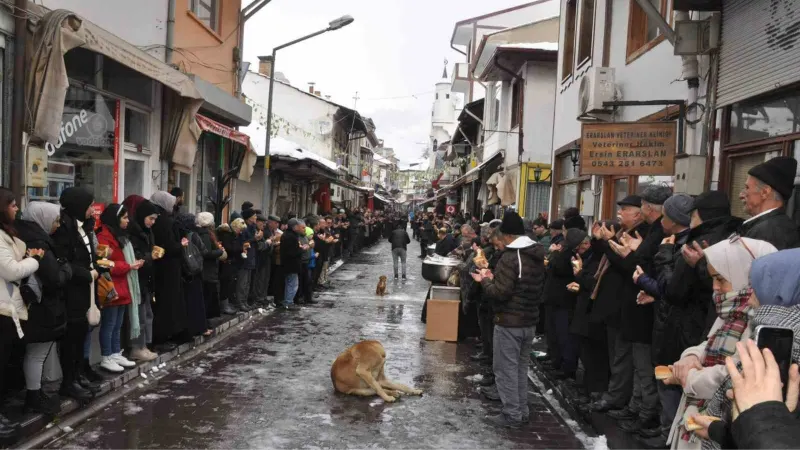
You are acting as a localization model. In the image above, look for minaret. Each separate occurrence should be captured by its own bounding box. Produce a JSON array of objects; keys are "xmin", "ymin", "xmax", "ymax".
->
[{"xmin": 430, "ymin": 59, "xmax": 457, "ymax": 169}]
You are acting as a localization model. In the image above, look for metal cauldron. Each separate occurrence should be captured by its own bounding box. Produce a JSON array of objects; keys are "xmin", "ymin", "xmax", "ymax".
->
[{"xmin": 421, "ymin": 257, "xmax": 460, "ymax": 284}]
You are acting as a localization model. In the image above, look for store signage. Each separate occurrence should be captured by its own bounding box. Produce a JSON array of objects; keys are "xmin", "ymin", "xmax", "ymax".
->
[
  {"xmin": 196, "ymin": 114, "xmax": 251, "ymax": 148},
  {"xmin": 45, "ymin": 107, "xmax": 115, "ymax": 156},
  {"xmin": 27, "ymin": 146, "xmax": 48, "ymax": 188},
  {"xmin": 44, "ymin": 110, "xmax": 89, "ymax": 156},
  {"xmin": 580, "ymin": 122, "xmax": 677, "ymax": 176}
]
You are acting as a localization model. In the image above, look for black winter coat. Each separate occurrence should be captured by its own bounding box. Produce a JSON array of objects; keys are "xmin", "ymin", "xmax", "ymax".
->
[
  {"xmin": 51, "ymin": 213, "xmax": 98, "ymax": 323},
  {"xmin": 481, "ymin": 238, "xmax": 546, "ymax": 328},
  {"xmin": 589, "ymin": 221, "xmax": 651, "ymax": 331},
  {"xmin": 739, "ymin": 208, "xmax": 800, "ymax": 250},
  {"xmin": 543, "ymin": 247, "xmax": 577, "ymax": 310},
  {"xmin": 280, "ymin": 229, "xmax": 304, "ymax": 274},
  {"xmin": 217, "ymin": 226, "xmax": 241, "ymax": 281},
  {"xmin": 150, "ymin": 207, "xmax": 187, "ymax": 341},
  {"xmin": 389, "ymin": 228, "xmax": 411, "ymax": 250},
  {"xmin": 127, "ymin": 223, "xmax": 155, "ymax": 295},
  {"xmin": 729, "ymin": 401, "xmax": 800, "ymax": 449},
  {"xmin": 435, "ymin": 234, "xmax": 458, "ymax": 256},
  {"xmin": 197, "ymin": 227, "xmax": 224, "ymax": 283},
  {"xmin": 569, "ymin": 248, "xmax": 602, "ymax": 339},
  {"xmin": 18, "ymin": 221, "xmax": 71, "ymax": 342}
]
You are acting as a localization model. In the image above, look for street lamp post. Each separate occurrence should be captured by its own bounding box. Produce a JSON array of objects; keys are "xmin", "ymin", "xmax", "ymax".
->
[{"xmin": 261, "ymin": 15, "xmax": 355, "ymax": 214}]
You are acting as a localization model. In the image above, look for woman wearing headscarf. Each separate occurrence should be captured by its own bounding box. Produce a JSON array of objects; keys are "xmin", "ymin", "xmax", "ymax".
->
[
  {"xmin": 175, "ymin": 212, "xmax": 211, "ymax": 336},
  {"xmin": 122, "ymin": 195, "xmax": 159, "ymax": 362},
  {"xmin": 17, "ymin": 202, "xmax": 73, "ymax": 415},
  {"xmin": 693, "ymin": 248, "xmax": 800, "ymax": 449},
  {"xmin": 52, "ymin": 187, "xmax": 98, "ymax": 403},
  {"xmin": 149, "ymin": 191, "xmax": 189, "ymax": 351},
  {"xmin": 666, "ymin": 237, "xmax": 778, "ymax": 449},
  {"xmin": 197, "ymin": 212, "xmax": 225, "ymax": 320},
  {"xmin": 0, "ymin": 189, "xmax": 41, "ymax": 436},
  {"xmin": 96, "ymin": 204, "xmax": 143, "ymax": 373}
]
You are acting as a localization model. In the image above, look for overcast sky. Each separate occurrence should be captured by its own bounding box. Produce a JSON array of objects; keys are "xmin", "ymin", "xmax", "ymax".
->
[{"xmin": 242, "ymin": 0, "xmax": 525, "ymax": 164}]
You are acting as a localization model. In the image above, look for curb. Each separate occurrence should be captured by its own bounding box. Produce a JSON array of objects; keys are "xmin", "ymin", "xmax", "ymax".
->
[{"xmin": 14, "ymin": 309, "xmax": 272, "ymax": 449}]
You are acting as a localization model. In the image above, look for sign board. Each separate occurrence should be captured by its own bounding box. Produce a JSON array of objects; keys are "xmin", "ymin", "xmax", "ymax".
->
[
  {"xmin": 580, "ymin": 122, "xmax": 677, "ymax": 176},
  {"xmin": 446, "ymin": 205, "xmax": 457, "ymax": 215},
  {"xmin": 27, "ymin": 145, "xmax": 48, "ymax": 188}
]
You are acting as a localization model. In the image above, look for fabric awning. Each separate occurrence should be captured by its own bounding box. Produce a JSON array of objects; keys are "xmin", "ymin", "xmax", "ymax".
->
[
  {"xmin": 26, "ymin": 4, "xmax": 203, "ymax": 171},
  {"xmin": 196, "ymin": 114, "xmax": 259, "ymax": 182},
  {"xmin": 449, "ymin": 151, "xmax": 503, "ymax": 189}
]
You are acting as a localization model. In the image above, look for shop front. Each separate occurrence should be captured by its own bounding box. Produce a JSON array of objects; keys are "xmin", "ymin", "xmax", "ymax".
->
[
  {"xmin": 714, "ymin": 0, "xmax": 800, "ymax": 222},
  {"xmin": 24, "ymin": 7, "xmax": 203, "ymax": 212}
]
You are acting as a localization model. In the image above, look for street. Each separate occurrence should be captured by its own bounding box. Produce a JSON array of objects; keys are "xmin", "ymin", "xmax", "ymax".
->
[{"xmin": 45, "ymin": 239, "xmax": 586, "ymax": 449}]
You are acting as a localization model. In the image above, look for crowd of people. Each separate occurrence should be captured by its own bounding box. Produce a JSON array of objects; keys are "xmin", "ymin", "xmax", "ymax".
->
[
  {"xmin": 409, "ymin": 156, "xmax": 800, "ymax": 449},
  {"xmin": 530, "ymin": 156, "xmax": 800, "ymax": 449},
  {"xmin": 0, "ymin": 184, "xmax": 399, "ymax": 441}
]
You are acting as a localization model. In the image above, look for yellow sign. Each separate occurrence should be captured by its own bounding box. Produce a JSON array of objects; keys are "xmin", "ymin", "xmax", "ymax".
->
[
  {"xmin": 27, "ymin": 146, "xmax": 48, "ymax": 188},
  {"xmin": 580, "ymin": 122, "xmax": 677, "ymax": 176}
]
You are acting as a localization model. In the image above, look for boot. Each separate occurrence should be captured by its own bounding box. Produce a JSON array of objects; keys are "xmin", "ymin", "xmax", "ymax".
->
[
  {"xmin": 0, "ymin": 413, "xmax": 18, "ymax": 440},
  {"xmin": 59, "ymin": 381, "xmax": 93, "ymax": 403},
  {"xmin": 220, "ymin": 299, "xmax": 237, "ymax": 315},
  {"xmin": 83, "ymin": 360, "xmax": 105, "ymax": 383},
  {"xmin": 24, "ymin": 389, "xmax": 61, "ymax": 416},
  {"xmin": 78, "ymin": 373, "xmax": 102, "ymax": 393}
]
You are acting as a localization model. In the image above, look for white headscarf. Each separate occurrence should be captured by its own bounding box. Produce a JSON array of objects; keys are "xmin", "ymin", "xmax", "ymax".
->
[
  {"xmin": 150, "ymin": 191, "xmax": 176, "ymax": 213},
  {"xmin": 703, "ymin": 237, "xmax": 778, "ymax": 291},
  {"xmin": 21, "ymin": 202, "xmax": 61, "ymax": 234},
  {"xmin": 196, "ymin": 212, "xmax": 215, "ymax": 228}
]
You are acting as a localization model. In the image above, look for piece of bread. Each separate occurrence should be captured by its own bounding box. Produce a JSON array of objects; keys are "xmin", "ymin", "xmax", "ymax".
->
[
  {"xmin": 654, "ymin": 365, "xmax": 673, "ymax": 380},
  {"xmin": 96, "ymin": 258, "xmax": 115, "ymax": 269},
  {"xmin": 685, "ymin": 415, "xmax": 721, "ymax": 431},
  {"xmin": 152, "ymin": 245, "xmax": 165, "ymax": 259}
]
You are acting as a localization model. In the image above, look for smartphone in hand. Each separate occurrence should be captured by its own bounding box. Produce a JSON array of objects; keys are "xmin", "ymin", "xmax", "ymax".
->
[{"xmin": 755, "ymin": 325, "xmax": 794, "ymax": 395}]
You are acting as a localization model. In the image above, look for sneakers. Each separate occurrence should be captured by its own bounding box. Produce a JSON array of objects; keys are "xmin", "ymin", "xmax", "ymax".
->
[
  {"xmin": 402, "ymin": 274, "xmax": 407, "ymax": 280},
  {"xmin": 129, "ymin": 347, "xmax": 158, "ymax": 362},
  {"xmin": 111, "ymin": 352, "xmax": 137, "ymax": 368},
  {"xmin": 394, "ymin": 274, "xmax": 399, "ymax": 279},
  {"xmin": 100, "ymin": 356, "xmax": 124, "ymax": 373}
]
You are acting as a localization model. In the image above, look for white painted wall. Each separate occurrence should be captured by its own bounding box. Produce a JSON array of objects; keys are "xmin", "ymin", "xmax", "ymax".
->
[
  {"xmin": 242, "ymin": 71, "xmax": 340, "ymax": 162},
  {"xmin": 41, "ymin": 0, "xmax": 168, "ymax": 61},
  {"xmin": 523, "ymin": 62, "xmax": 557, "ymax": 165}
]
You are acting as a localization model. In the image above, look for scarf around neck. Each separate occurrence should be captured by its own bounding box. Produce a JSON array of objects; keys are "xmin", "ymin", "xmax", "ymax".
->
[{"xmin": 703, "ymin": 288, "xmax": 754, "ymax": 367}]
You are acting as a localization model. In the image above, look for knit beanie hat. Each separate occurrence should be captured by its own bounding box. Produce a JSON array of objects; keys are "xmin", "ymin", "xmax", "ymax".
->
[
  {"xmin": 500, "ymin": 211, "xmax": 525, "ymax": 235},
  {"xmin": 564, "ymin": 215, "xmax": 586, "ymax": 231},
  {"xmin": 748, "ymin": 156, "xmax": 798, "ymax": 201},
  {"xmin": 691, "ymin": 191, "xmax": 731, "ymax": 222},
  {"xmin": 663, "ymin": 194, "xmax": 694, "ymax": 227}
]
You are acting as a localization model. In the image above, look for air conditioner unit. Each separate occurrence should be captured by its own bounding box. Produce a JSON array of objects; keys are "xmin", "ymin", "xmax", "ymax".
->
[
  {"xmin": 578, "ymin": 67, "xmax": 616, "ymax": 117},
  {"xmin": 674, "ymin": 14, "xmax": 720, "ymax": 55}
]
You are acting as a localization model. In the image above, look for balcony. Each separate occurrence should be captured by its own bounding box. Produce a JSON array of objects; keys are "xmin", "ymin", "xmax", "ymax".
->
[{"xmin": 451, "ymin": 63, "xmax": 470, "ymax": 95}]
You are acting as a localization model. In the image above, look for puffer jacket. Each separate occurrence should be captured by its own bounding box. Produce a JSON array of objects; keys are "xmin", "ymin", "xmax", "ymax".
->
[
  {"xmin": 481, "ymin": 236, "xmax": 546, "ymax": 328},
  {"xmin": 0, "ymin": 229, "xmax": 40, "ymax": 329},
  {"xmin": 389, "ymin": 228, "xmax": 411, "ymax": 250}
]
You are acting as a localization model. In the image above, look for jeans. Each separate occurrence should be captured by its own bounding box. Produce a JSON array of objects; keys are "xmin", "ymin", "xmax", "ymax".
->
[
  {"xmin": 100, "ymin": 306, "xmax": 126, "ymax": 356},
  {"xmin": 284, "ymin": 273, "xmax": 299, "ymax": 306},
  {"xmin": 493, "ymin": 325, "xmax": 535, "ymax": 422},
  {"xmin": 391, "ymin": 248, "xmax": 407, "ymax": 276},
  {"xmin": 24, "ymin": 342, "xmax": 54, "ymax": 390},
  {"xmin": 658, "ymin": 383, "xmax": 683, "ymax": 436}
]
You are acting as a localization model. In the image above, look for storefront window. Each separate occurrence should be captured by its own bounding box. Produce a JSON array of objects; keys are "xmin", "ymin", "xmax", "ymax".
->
[
  {"xmin": 729, "ymin": 91, "xmax": 800, "ymax": 145},
  {"xmin": 557, "ymin": 183, "xmax": 578, "ymax": 218},
  {"xmin": 125, "ymin": 108, "xmax": 149, "ymax": 150},
  {"xmin": 28, "ymin": 86, "xmax": 116, "ymax": 205},
  {"xmin": 637, "ymin": 175, "xmax": 673, "ymax": 193},
  {"xmin": 103, "ymin": 58, "xmax": 153, "ymax": 107},
  {"xmin": 613, "ymin": 178, "xmax": 629, "ymax": 203},
  {"xmin": 124, "ymin": 158, "xmax": 144, "ymax": 196}
]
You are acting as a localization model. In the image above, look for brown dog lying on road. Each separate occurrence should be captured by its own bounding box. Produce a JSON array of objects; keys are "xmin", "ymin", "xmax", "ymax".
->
[
  {"xmin": 376, "ymin": 275, "xmax": 388, "ymax": 296},
  {"xmin": 331, "ymin": 340, "xmax": 423, "ymax": 402}
]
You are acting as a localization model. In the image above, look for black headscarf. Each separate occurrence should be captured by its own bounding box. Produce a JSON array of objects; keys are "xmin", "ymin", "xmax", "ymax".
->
[
  {"xmin": 175, "ymin": 213, "xmax": 197, "ymax": 235},
  {"xmin": 99, "ymin": 203, "xmax": 128, "ymax": 240},
  {"xmin": 60, "ymin": 187, "xmax": 94, "ymax": 221},
  {"xmin": 133, "ymin": 200, "xmax": 158, "ymax": 231}
]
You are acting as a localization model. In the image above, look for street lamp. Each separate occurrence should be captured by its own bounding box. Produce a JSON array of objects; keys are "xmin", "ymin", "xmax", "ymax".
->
[
  {"xmin": 261, "ymin": 15, "xmax": 355, "ymax": 213},
  {"xmin": 570, "ymin": 144, "xmax": 581, "ymax": 171}
]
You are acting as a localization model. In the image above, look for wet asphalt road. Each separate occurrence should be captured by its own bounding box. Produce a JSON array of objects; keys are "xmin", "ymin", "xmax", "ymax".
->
[{"xmin": 46, "ymin": 238, "xmax": 584, "ymax": 449}]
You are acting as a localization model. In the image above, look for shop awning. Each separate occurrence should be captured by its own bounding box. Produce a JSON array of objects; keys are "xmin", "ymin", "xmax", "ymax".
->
[
  {"xmin": 374, "ymin": 192, "xmax": 394, "ymax": 204},
  {"xmin": 449, "ymin": 151, "xmax": 503, "ymax": 189},
  {"xmin": 26, "ymin": 4, "xmax": 203, "ymax": 170},
  {"xmin": 195, "ymin": 114, "xmax": 259, "ymax": 182},
  {"xmin": 262, "ymin": 136, "xmax": 342, "ymax": 181},
  {"xmin": 478, "ymin": 43, "xmax": 558, "ymax": 81}
]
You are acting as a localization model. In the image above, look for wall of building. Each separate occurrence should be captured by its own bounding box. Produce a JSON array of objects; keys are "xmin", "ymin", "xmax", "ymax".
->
[
  {"xmin": 521, "ymin": 62, "xmax": 557, "ymax": 165},
  {"xmin": 172, "ymin": 0, "xmax": 241, "ymax": 95},
  {"xmin": 242, "ymin": 72, "xmax": 340, "ymax": 162},
  {"xmin": 41, "ymin": 0, "xmax": 168, "ymax": 60}
]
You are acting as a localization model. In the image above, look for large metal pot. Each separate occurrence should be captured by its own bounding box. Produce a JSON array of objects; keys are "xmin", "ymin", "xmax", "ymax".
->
[
  {"xmin": 426, "ymin": 244, "xmax": 436, "ymax": 257},
  {"xmin": 421, "ymin": 258, "xmax": 460, "ymax": 284}
]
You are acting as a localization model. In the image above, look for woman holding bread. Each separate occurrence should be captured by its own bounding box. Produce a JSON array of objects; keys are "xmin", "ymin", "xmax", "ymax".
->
[{"xmin": 665, "ymin": 237, "xmax": 777, "ymax": 449}]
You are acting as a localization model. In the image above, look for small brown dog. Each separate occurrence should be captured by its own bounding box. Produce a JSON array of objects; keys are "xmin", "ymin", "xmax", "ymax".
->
[
  {"xmin": 376, "ymin": 275, "xmax": 388, "ymax": 296},
  {"xmin": 331, "ymin": 340, "xmax": 423, "ymax": 402}
]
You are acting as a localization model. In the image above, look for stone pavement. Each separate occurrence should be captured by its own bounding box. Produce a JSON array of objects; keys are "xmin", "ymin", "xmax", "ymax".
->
[{"xmin": 44, "ymin": 238, "xmax": 586, "ymax": 449}]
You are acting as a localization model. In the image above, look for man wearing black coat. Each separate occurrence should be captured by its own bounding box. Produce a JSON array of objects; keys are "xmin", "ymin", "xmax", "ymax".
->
[
  {"xmin": 588, "ymin": 195, "xmax": 653, "ymax": 420},
  {"xmin": 388, "ymin": 222, "xmax": 410, "ymax": 279},
  {"xmin": 738, "ymin": 156, "xmax": 800, "ymax": 250},
  {"xmin": 280, "ymin": 219, "xmax": 306, "ymax": 311}
]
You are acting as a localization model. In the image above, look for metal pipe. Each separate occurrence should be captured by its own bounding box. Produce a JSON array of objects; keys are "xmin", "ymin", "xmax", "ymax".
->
[
  {"xmin": 166, "ymin": 0, "xmax": 175, "ymax": 64},
  {"xmin": 9, "ymin": 0, "xmax": 27, "ymax": 198},
  {"xmin": 633, "ymin": 0, "xmax": 675, "ymax": 44},
  {"xmin": 244, "ymin": 0, "xmax": 272, "ymax": 21}
]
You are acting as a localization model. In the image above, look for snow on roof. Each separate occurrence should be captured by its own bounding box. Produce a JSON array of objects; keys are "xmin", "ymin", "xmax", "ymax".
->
[
  {"xmin": 498, "ymin": 42, "xmax": 558, "ymax": 51},
  {"xmin": 373, "ymin": 154, "xmax": 392, "ymax": 165},
  {"xmin": 267, "ymin": 136, "xmax": 340, "ymax": 172}
]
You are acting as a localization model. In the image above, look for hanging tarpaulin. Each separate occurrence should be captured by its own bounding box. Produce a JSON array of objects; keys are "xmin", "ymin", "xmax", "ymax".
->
[{"xmin": 195, "ymin": 114, "xmax": 259, "ymax": 182}]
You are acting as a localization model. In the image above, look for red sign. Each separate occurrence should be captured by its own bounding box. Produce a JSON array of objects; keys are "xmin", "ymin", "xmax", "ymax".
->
[
  {"xmin": 446, "ymin": 205, "xmax": 457, "ymax": 215},
  {"xmin": 91, "ymin": 203, "xmax": 105, "ymax": 230},
  {"xmin": 112, "ymin": 100, "xmax": 120, "ymax": 202},
  {"xmin": 196, "ymin": 114, "xmax": 252, "ymax": 148}
]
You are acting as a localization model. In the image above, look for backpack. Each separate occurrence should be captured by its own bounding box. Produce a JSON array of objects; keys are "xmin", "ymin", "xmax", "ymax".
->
[{"xmin": 182, "ymin": 232, "xmax": 203, "ymax": 277}]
